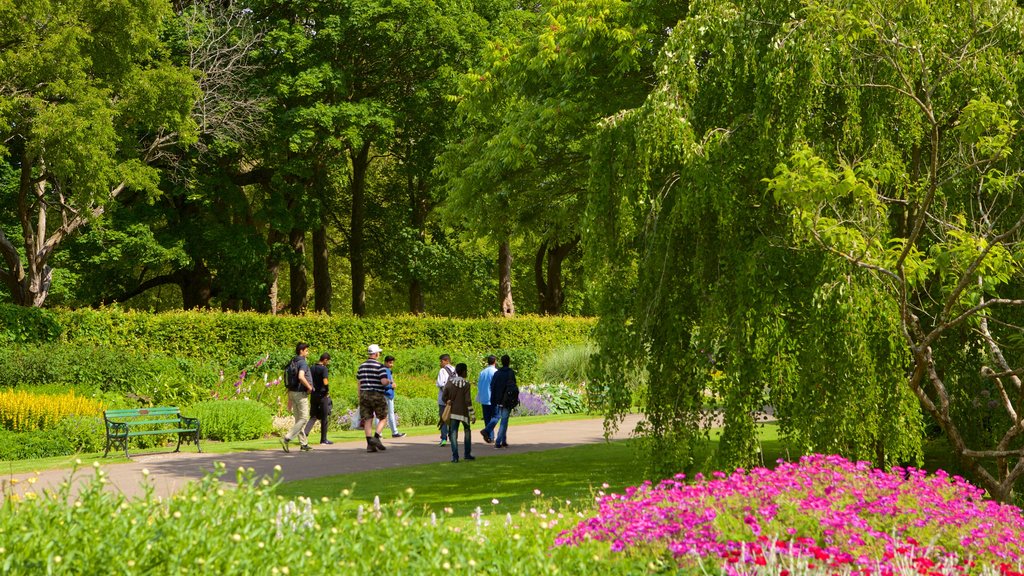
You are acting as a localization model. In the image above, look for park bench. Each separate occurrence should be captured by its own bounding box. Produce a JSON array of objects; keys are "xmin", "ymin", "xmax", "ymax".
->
[{"xmin": 103, "ymin": 407, "xmax": 201, "ymax": 458}]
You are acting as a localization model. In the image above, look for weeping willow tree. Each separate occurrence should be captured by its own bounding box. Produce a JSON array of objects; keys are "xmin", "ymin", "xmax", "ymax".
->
[
  {"xmin": 584, "ymin": 0, "xmax": 954, "ymax": 479},
  {"xmin": 586, "ymin": 0, "xmax": 1024, "ymax": 501}
]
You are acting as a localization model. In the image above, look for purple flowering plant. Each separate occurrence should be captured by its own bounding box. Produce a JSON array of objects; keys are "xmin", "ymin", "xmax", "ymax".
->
[
  {"xmin": 515, "ymin": 391, "xmax": 551, "ymax": 416},
  {"xmin": 209, "ymin": 353, "xmax": 280, "ymax": 409},
  {"xmin": 555, "ymin": 454, "xmax": 1024, "ymax": 575}
]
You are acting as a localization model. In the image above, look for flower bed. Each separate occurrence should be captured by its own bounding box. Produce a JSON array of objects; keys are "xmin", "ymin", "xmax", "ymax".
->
[{"xmin": 555, "ymin": 454, "xmax": 1024, "ymax": 575}]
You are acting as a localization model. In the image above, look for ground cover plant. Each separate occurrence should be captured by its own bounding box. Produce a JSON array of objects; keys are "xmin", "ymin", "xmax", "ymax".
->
[
  {"xmin": 556, "ymin": 454, "xmax": 1024, "ymax": 575},
  {"xmin": 0, "ymin": 463, "xmax": 651, "ymax": 575}
]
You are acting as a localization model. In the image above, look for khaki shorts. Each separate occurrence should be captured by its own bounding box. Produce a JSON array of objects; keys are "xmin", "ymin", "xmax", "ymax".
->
[{"xmin": 359, "ymin": 391, "xmax": 388, "ymax": 422}]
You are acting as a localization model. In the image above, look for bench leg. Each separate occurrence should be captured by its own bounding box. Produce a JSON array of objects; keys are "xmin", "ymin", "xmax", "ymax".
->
[
  {"xmin": 103, "ymin": 436, "xmax": 112, "ymax": 458},
  {"xmin": 174, "ymin": 433, "xmax": 183, "ymax": 453}
]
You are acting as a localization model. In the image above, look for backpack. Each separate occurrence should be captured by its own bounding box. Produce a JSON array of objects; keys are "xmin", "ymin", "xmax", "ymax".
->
[
  {"xmin": 284, "ymin": 358, "xmax": 301, "ymax": 391},
  {"xmin": 502, "ymin": 381, "xmax": 520, "ymax": 411}
]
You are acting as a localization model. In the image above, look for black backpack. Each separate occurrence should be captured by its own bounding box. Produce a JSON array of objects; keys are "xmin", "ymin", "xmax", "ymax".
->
[
  {"xmin": 502, "ymin": 381, "xmax": 520, "ymax": 411},
  {"xmin": 284, "ymin": 358, "xmax": 301, "ymax": 391}
]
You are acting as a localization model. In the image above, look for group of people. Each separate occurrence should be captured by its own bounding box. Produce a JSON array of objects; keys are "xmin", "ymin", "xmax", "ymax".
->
[{"xmin": 280, "ymin": 342, "xmax": 517, "ymax": 463}]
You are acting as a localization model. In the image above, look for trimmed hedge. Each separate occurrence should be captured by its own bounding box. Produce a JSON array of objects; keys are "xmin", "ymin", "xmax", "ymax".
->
[
  {"xmin": 40, "ymin": 307, "xmax": 595, "ymax": 364},
  {"xmin": 0, "ymin": 305, "xmax": 60, "ymax": 345}
]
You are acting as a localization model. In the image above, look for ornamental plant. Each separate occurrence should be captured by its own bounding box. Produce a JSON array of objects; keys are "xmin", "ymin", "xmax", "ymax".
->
[
  {"xmin": 0, "ymin": 389, "xmax": 104, "ymax": 432},
  {"xmin": 555, "ymin": 454, "xmax": 1024, "ymax": 574}
]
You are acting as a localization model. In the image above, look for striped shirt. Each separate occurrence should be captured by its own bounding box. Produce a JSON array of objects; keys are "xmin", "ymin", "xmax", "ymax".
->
[{"xmin": 357, "ymin": 359, "xmax": 390, "ymax": 394}]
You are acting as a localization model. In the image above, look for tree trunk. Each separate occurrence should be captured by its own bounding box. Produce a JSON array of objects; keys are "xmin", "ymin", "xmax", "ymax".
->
[
  {"xmin": 180, "ymin": 261, "xmax": 214, "ymax": 309},
  {"xmin": 534, "ymin": 236, "xmax": 579, "ymax": 315},
  {"xmin": 350, "ymin": 141, "xmax": 372, "ymax": 316},
  {"xmin": 288, "ymin": 227, "xmax": 308, "ymax": 314},
  {"xmin": 499, "ymin": 239, "xmax": 515, "ymax": 318},
  {"xmin": 312, "ymin": 226, "xmax": 331, "ymax": 314},
  {"xmin": 265, "ymin": 228, "xmax": 285, "ymax": 314}
]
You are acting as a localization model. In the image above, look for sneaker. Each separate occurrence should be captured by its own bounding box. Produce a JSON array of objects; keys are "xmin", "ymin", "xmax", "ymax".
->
[
  {"xmin": 321, "ymin": 440, "xmax": 335, "ymax": 445},
  {"xmin": 300, "ymin": 444, "xmax": 313, "ymax": 452},
  {"xmin": 366, "ymin": 443, "xmax": 378, "ymax": 453},
  {"xmin": 464, "ymin": 455, "xmax": 476, "ymax": 461},
  {"xmin": 480, "ymin": 430, "xmax": 492, "ymax": 444},
  {"xmin": 450, "ymin": 457, "xmax": 459, "ymax": 463},
  {"xmin": 372, "ymin": 437, "xmax": 387, "ymax": 451},
  {"xmin": 280, "ymin": 438, "xmax": 291, "ymax": 453},
  {"xmin": 391, "ymin": 432, "xmax": 406, "ymax": 438},
  {"xmin": 439, "ymin": 440, "xmax": 448, "ymax": 447}
]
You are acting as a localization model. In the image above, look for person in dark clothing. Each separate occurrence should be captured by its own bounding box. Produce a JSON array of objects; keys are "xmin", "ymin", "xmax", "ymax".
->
[
  {"xmin": 303, "ymin": 353, "xmax": 333, "ymax": 445},
  {"xmin": 442, "ymin": 363, "xmax": 475, "ymax": 463},
  {"xmin": 480, "ymin": 355, "xmax": 515, "ymax": 448}
]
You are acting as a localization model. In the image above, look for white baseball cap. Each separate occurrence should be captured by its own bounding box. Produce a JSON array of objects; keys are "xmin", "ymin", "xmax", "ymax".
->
[{"xmin": 367, "ymin": 344, "xmax": 382, "ymax": 354}]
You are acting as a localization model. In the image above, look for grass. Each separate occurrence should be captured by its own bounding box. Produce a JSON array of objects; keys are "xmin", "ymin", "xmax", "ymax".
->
[{"xmin": 274, "ymin": 423, "xmax": 792, "ymax": 519}]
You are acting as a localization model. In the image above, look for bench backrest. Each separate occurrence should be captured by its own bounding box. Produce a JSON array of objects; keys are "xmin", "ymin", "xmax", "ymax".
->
[{"xmin": 105, "ymin": 407, "xmax": 182, "ymax": 421}]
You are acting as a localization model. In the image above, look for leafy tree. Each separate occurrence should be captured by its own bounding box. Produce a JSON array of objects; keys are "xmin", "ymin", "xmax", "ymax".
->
[
  {"xmin": 583, "ymin": 0, "xmax": 928, "ymax": 479},
  {"xmin": 764, "ymin": 0, "xmax": 1024, "ymax": 501},
  {"xmin": 0, "ymin": 0, "xmax": 198, "ymax": 307},
  {"xmin": 254, "ymin": 0, "xmax": 485, "ymax": 316},
  {"xmin": 442, "ymin": 0, "xmax": 686, "ymax": 315}
]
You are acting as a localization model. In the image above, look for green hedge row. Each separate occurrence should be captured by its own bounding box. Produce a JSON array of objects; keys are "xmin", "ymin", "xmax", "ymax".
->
[{"xmin": 36, "ymin": 307, "xmax": 595, "ymax": 362}]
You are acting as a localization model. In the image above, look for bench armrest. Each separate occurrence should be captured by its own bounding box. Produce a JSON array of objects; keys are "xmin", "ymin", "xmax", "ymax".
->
[
  {"xmin": 106, "ymin": 421, "xmax": 129, "ymax": 436},
  {"xmin": 181, "ymin": 416, "xmax": 200, "ymax": 430}
]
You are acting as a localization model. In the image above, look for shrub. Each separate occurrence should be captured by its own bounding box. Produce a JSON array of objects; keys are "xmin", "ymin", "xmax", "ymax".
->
[
  {"xmin": 186, "ymin": 400, "xmax": 273, "ymax": 442},
  {"xmin": 0, "ymin": 465, "xmax": 651, "ymax": 574},
  {"xmin": 53, "ymin": 415, "xmax": 107, "ymax": 453},
  {"xmin": 0, "ymin": 389, "xmax": 105, "ymax": 432},
  {"xmin": 524, "ymin": 382, "xmax": 588, "ymax": 415},
  {"xmin": 0, "ymin": 304, "xmax": 60, "ymax": 345},
  {"xmin": 514, "ymin": 391, "xmax": 551, "ymax": 416},
  {"xmin": 539, "ymin": 343, "xmax": 596, "ymax": 385},
  {"xmin": 339, "ymin": 396, "xmax": 439, "ymax": 430},
  {"xmin": 0, "ymin": 429, "xmax": 73, "ymax": 459}
]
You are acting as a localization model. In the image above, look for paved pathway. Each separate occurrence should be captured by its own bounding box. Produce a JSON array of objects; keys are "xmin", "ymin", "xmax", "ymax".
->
[{"xmin": 4, "ymin": 415, "xmax": 643, "ymax": 501}]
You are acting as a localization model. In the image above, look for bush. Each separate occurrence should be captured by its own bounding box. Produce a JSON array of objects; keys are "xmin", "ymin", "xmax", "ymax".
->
[
  {"xmin": 338, "ymin": 397, "xmax": 439, "ymax": 430},
  {"xmin": 0, "ymin": 304, "xmax": 60, "ymax": 345},
  {"xmin": 53, "ymin": 415, "xmax": 107, "ymax": 453},
  {"xmin": 186, "ymin": 400, "xmax": 273, "ymax": 442},
  {"xmin": 0, "ymin": 389, "xmax": 105, "ymax": 432},
  {"xmin": 0, "ymin": 344, "xmax": 216, "ymax": 406},
  {"xmin": 0, "ymin": 429, "xmax": 73, "ymax": 459},
  {"xmin": 524, "ymin": 382, "xmax": 588, "ymax": 415},
  {"xmin": 515, "ymin": 391, "xmax": 551, "ymax": 416},
  {"xmin": 539, "ymin": 343, "xmax": 596, "ymax": 385}
]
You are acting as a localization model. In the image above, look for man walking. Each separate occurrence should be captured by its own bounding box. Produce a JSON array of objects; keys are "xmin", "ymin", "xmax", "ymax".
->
[
  {"xmin": 476, "ymin": 355, "xmax": 498, "ymax": 443},
  {"xmin": 481, "ymin": 354, "xmax": 516, "ymax": 448},
  {"xmin": 303, "ymin": 352, "xmax": 333, "ymax": 445},
  {"xmin": 383, "ymin": 355, "xmax": 405, "ymax": 438},
  {"xmin": 357, "ymin": 344, "xmax": 391, "ymax": 453},
  {"xmin": 436, "ymin": 354, "xmax": 456, "ymax": 446},
  {"xmin": 281, "ymin": 342, "xmax": 314, "ymax": 452}
]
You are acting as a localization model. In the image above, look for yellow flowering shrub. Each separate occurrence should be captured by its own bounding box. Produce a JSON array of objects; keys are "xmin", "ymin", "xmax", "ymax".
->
[{"xmin": 0, "ymin": 390, "xmax": 104, "ymax": 432}]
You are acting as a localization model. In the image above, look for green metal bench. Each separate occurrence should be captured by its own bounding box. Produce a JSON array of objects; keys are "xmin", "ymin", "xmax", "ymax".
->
[{"xmin": 103, "ymin": 407, "xmax": 201, "ymax": 458}]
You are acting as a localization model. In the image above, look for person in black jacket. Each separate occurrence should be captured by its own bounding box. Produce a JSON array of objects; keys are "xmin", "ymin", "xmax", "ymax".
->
[
  {"xmin": 303, "ymin": 353, "xmax": 333, "ymax": 445},
  {"xmin": 480, "ymin": 355, "xmax": 515, "ymax": 448}
]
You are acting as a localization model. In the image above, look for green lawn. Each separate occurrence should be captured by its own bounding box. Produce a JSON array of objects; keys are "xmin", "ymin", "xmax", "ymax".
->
[{"xmin": 274, "ymin": 423, "xmax": 792, "ymax": 518}]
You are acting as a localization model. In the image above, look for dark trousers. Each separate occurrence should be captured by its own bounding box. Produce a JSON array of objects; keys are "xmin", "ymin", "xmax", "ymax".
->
[
  {"xmin": 305, "ymin": 394, "xmax": 332, "ymax": 443},
  {"xmin": 481, "ymin": 403, "xmax": 495, "ymax": 426},
  {"xmin": 449, "ymin": 419, "xmax": 472, "ymax": 460}
]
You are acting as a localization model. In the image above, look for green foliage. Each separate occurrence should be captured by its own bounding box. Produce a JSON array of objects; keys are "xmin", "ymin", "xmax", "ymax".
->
[
  {"xmin": 539, "ymin": 343, "xmax": 597, "ymax": 385},
  {"xmin": 0, "ymin": 306, "xmax": 60, "ymax": 345},
  {"xmin": 0, "ymin": 465, "xmax": 651, "ymax": 574},
  {"xmin": 52, "ymin": 416, "xmax": 106, "ymax": 454},
  {"xmin": 523, "ymin": 383, "xmax": 588, "ymax": 415},
  {"xmin": 185, "ymin": 400, "xmax": 273, "ymax": 442},
  {"xmin": 51, "ymin": 308, "xmax": 594, "ymax": 365},
  {"xmin": 391, "ymin": 397, "xmax": 441, "ymax": 427},
  {"xmin": 0, "ymin": 344, "xmax": 215, "ymax": 407},
  {"xmin": 0, "ymin": 430, "xmax": 73, "ymax": 460}
]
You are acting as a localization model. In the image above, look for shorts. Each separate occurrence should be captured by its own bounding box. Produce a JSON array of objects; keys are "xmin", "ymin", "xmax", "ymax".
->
[{"xmin": 359, "ymin": 391, "xmax": 388, "ymax": 422}]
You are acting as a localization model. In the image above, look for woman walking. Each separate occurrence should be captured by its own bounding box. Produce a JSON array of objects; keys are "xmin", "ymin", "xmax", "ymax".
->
[{"xmin": 441, "ymin": 363, "xmax": 475, "ymax": 463}]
